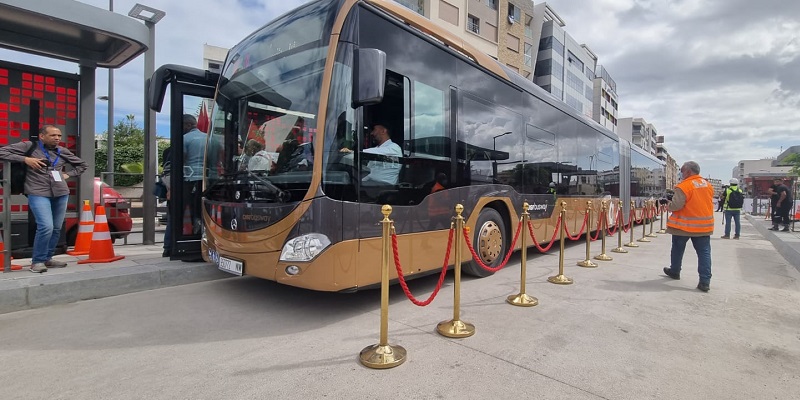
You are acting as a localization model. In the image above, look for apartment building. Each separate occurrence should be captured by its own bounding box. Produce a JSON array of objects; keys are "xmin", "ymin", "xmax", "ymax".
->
[
  {"xmin": 394, "ymin": 0, "xmax": 535, "ymax": 79},
  {"xmin": 618, "ymin": 117, "xmax": 658, "ymax": 155},
  {"xmin": 593, "ymin": 65, "xmax": 618, "ymax": 133},
  {"xmin": 529, "ymin": 3, "xmax": 596, "ymax": 119}
]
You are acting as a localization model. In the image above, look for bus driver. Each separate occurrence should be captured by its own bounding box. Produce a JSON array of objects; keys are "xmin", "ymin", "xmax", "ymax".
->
[{"xmin": 340, "ymin": 123, "xmax": 402, "ymax": 185}]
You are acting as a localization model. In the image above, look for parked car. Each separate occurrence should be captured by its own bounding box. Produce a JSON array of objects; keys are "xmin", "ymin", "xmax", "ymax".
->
[{"xmin": 64, "ymin": 178, "xmax": 133, "ymax": 245}]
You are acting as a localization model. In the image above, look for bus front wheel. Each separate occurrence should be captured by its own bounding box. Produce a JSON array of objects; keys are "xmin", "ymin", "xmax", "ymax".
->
[{"xmin": 462, "ymin": 208, "xmax": 507, "ymax": 278}]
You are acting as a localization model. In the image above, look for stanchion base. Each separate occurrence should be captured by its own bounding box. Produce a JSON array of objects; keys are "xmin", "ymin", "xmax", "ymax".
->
[
  {"xmin": 646, "ymin": 233, "xmax": 658, "ymax": 237},
  {"xmin": 548, "ymin": 274, "xmax": 574, "ymax": 285},
  {"xmin": 359, "ymin": 344, "xmax": 407, "ymax": 369},
  {"xmin": 611, "ymin": 247, "xmax": 629, "ymax": 253},
  {"xmin": 594, "ymin": 253, "xmax": 613, "ymax": 261},
  {"xmin": 657, "ymin": 229, "xmax": 667, "ymax": 234},
  {"xmin": 637, "ymin": 238, "xmax": 651, "ymax": 242},
  {"xmin": 624, "ymin": 242, "xmax": 639, "ymax": 248},
  {"xmin": 577, "ymin": 259, "xmax": 598, "ymax": 268},
  {"xmin": 436, "ymin": 319, "xmax": 475, "ymax": 338},
  {"xmin": 506, "ymin": 293, "xmax": 539, "ymax": 307}
]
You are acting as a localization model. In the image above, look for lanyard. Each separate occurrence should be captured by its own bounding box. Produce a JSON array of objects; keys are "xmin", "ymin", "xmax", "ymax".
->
[{"xmin": 39, "ymin": 141, "xmax": 61, "ymax": 170}]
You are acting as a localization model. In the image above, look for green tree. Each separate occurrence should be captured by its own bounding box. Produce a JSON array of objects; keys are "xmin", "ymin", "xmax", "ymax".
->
[
  {"xmin": 95, "ymin": 114, "xmax": 170, "ymax": 186},
  {"xmin": 785, "ymin": 153, "xmax": 800, "ymax": 178}
]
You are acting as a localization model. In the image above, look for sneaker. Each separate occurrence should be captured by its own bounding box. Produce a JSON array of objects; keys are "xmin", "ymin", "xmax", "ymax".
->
[
  {"xmin": 29, "ymin": 263, "xmax": 47, "ymax": 273},
  {"xmin": 663, "ymin": 267, "xmax": 680, "ymax": 280},
  {"xmin": 781, "ymin": 227, "xmax": 790, "ymax": 232},
  {"xmin": 720, "ymin": 235, "xmax": 730, "ymax": 239},
  {"xmin": 733, "ymin": 235, "xmax": 740, "ymax": 239},
  {"xmin": 45, "ymin": 259, "xmax": 68, "ymax": 268},
  {"xmin": 767, "ymin": 226, "xmax": 779, "ymax": 231},
  {"xmin": 697, "ymin": 282, "xmax": 710, "ymax": 292}
]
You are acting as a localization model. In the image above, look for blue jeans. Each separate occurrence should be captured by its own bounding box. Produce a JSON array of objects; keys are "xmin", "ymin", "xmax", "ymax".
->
[
  {"xmin": 28, "ymin": 195, "xmax": 69, "ymax": 263},
  {"xmin": 670, "ymin": 235, "xmax": 712, "ymax": 284},
  {"xmin": 723, "ymin": 210, "xmax": 741, "ymax": 237}
]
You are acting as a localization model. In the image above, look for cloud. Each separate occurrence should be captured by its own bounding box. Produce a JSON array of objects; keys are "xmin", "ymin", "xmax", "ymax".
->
[{"xmin": 545, "ymin": 0, "xmax": 800, "ymax": 178}]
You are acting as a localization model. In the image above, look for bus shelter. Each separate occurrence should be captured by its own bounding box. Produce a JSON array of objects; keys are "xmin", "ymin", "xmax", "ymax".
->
[{"xmin": 0, "ymin": 0, "xmax": 148, "ymax": 267}]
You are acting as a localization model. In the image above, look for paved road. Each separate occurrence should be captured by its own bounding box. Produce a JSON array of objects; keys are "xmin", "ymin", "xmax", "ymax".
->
[{"xmin": 1, "ymin": 218, "xmax": 799, "ymax": 399}]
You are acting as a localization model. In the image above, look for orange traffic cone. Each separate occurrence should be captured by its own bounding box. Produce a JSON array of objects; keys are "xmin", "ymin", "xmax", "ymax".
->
[
  {"xmin": 794, "ymin": 203, "xmax": 800, "ymax": 221},
  {"xmin": 67, "ymin": 200, "xmax": 94, "ymax": 256},
  {"xmin": 78, "ymin": 206, "xmax": 124, "ymax": 264},
  {"xmin": 0, "ymin": 238, "xmax": 23, "ymax": 272},
  {"xmin": 182, "ymin": 206, "xmax": 192, "ymax": 235}
]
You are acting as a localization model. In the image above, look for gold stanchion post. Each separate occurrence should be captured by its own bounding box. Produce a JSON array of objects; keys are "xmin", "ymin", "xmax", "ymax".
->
[
  {"xmin": 594, "ymin": 200, "xmax": 613, "ymax": 261},
  {"xmin": 625, "ymin": 200, "xmax": 640, "ymax": 247},
  {"xmin": 647, "ymin": 201, "xmax": 658, "ymax": 237},
  {"xmin": 637, "ymin": 200, "xmax": 651, "ymax": 242},
  {"xmin": 508, "ymin": 202, "xmax": 538, "ymax": 307},
  {"xmin": 658, "ymin": 202, "xmax": 667, "ymax": 233},
  {"xmin": 437, "ymin": 204, "xmax": 475, "ymax": 338},
  {"xmin": 360, "ymin": 205, "xmax": 407, "ymax": 369},
  {"xmin": 577, "ymin": 201, "xmax": 598, "ymax": 268},
  {"xmin": 548, "ymin": 201, "xmax": 573, "ymax": 284},
  {"xmin": 612, "ymin": 199, "xmax": 628, "ymax": 253}
]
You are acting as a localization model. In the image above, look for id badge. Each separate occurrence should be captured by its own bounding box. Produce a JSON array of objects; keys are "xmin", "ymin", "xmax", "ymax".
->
[{"xmin": 51, "ymin": 170, "xmax": 63, "ymax": 182}]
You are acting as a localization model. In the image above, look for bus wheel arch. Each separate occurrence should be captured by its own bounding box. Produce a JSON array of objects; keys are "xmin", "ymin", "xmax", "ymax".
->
[{"xmin": 463, "ymin": 203, "xmax": 510, "ymax": 278}]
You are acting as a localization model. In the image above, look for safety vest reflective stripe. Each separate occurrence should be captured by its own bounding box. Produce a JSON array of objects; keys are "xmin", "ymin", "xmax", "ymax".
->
[{"xmin": 666, "ymin": 217, "xmax": 715, "ymax": 229}]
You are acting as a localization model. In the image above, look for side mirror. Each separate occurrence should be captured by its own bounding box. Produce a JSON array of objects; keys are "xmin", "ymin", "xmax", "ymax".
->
[{"xmin": 352, "ymin": 48, "xmax": 386, "ymax": 108}]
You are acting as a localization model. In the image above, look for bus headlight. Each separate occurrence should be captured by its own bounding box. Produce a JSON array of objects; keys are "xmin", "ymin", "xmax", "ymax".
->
[{"xmin": 280, "ymin": 233, "xmax": 331, "ymax": 262}]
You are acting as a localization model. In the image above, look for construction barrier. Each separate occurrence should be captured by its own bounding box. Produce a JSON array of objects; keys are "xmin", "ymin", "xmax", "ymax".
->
[
  {"xmin": 67, "ymin": 200, "xmax": 94, "ymax": 256},
  {"xmin": 78, "ymin": 206, "xmax": 125, "ymax": 264}
]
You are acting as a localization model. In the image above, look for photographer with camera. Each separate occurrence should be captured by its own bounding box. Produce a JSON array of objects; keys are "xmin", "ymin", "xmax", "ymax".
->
[
  {"xmin": 660, "ymin": 161, "xmax": 715, "ymax": 292},
  {"xmin": 0, "ymin": 125, "xmax": 87, "ymax": 273}
]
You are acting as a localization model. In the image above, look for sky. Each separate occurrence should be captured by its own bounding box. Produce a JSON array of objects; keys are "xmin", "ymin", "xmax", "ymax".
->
[{"xmin": 2, "ymin": 0, "xmax": 798, "ymax": 181}]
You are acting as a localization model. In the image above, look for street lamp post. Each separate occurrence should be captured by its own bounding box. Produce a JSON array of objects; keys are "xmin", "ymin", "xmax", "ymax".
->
[{"xmin": 129, "ymin": 3, "xmax": 165, "ymax": 245}]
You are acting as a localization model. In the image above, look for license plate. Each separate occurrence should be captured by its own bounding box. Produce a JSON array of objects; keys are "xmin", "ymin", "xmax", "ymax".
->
[{"xmin": 218, "ymin": 256, "xmax": 243, "ymax": 276}]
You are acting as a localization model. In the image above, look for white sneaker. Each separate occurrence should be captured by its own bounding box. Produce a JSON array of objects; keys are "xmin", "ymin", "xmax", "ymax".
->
[{"xmin": 29, "ymin": 263, "xmax": 48, "ymax": 273}]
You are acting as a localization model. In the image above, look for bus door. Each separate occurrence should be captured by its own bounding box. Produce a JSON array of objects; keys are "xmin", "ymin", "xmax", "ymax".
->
[{"xmin": 148, "ymin": 65, "xmax": 218, "ymax": 260}]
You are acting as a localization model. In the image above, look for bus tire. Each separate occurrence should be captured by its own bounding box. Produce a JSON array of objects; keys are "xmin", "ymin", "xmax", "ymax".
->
[{"xmin": 463, "ymin": 208, "xmax": 507, "ymax": 278}]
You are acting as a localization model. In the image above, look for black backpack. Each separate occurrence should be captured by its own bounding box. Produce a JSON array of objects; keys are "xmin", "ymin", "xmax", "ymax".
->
[
  {"xmin": 9, "ymin": 142, "xmax": 36, "ymax": 195},
  {"xmin": 727, "ymin": 188, "xmax": 744, "ymax": 209}
]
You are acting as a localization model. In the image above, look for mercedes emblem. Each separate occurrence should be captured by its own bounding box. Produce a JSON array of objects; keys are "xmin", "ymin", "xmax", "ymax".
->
[{"xmin": 231, "ymin": 219, "xmax": 238, "ymax": 231}]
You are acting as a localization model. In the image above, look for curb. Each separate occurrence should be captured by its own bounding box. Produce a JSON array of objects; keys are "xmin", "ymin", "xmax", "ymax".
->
[
  {"xmin": 745, "ymin": 214, "xmax": 800, "ymax": 271},
  {"xmin": 0, "ymin": 262, "xmax": 232, "ymax": 314}
]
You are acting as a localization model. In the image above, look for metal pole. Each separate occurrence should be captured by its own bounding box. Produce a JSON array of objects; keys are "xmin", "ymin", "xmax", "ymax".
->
[
  {"xmin": 507, "ymin": 202, "xmax": 538, "ymax": 307},
  {"xmin": 548, "ymin": 201, "xmax": 573, "ymax": 284},
  {"xmin": 106, "ymin": 0, "xmax": 114, "ymax": 186},
  {"xmin": 437, "ymin": 204, "xmax": 475, "ymax": 338},
  {"xmin": 577, "ymin": 200, "xmax": 597, "ymax": 267},
  {"xmin": 2, "ymin": 162, "xmax": 11, "ymax": 272},
  {"xmin": 359, "ymin": 205, "xmax": 406, "ymax": 369},
  {"xmin": 142, "ymin": 21, "xmax": 157, "ymax": 244},
  {"xmin": 612, "ymin": 199, "xmax": 628, "ymax": 253}
]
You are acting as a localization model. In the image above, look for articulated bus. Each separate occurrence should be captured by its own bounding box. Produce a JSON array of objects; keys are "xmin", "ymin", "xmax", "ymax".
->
[{"xmin": 149, "ymin": 0, "xmax": 665, "ymax": 291}]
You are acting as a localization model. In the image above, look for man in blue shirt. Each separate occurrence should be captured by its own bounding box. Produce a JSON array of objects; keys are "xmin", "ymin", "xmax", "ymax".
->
[{"xmin": 182, "ymin": 114, "xmax": 207, "ymax": 235}]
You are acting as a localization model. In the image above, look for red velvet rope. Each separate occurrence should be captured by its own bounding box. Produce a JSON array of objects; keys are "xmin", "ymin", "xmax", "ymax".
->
[
  {"xmin": 590, "ymin": 212, "xmax": 603, "ymax": 241},
  {"xmin": 606, "ymin": 208, "xmax": 619, "ymax": 236},
  {"xmin": 564, "ymin": 210, "xmax": 589, "ymax": 240},
  {"xmin": 634, "ymin": 207, "xmax": 644, "ymax": 224},
  {"xmin": 462, "ymin": 218, "xmax": 522, "ymax": 273},
  {"xmin": 391, "ymin": 226, "xmax": 454, "ymax": 306},
  {"xmin": 622, "ymin": 208, "xmax": 633, "ymax": 233},
  {"xmin": 527, "ymin": 215, "xmax": 561, "ymax": 252}
]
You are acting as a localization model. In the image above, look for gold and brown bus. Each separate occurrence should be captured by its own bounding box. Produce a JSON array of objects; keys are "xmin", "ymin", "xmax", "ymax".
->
[{"xmin": 150, "ymin": 0, "xmax": 664, "ymax": 291}]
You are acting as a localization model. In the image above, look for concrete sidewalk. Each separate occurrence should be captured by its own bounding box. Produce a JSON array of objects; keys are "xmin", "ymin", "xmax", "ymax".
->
[{"xmin": 0, "ymin": 244, "xmax": 230, "ymax": 314}]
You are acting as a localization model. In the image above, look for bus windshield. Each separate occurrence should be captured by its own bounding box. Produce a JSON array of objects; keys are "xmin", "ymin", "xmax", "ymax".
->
[{"xmin": 204, "ymin": 0, "xmax": 338, "ymax": 203}]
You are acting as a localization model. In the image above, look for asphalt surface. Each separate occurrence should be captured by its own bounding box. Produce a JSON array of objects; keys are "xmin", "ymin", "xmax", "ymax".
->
[{"xmin": 0, "ymin": 214, "xmax": 798, "ymax": 399}]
